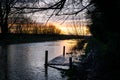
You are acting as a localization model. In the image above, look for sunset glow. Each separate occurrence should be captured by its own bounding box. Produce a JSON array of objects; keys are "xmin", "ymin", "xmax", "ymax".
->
[
  {"xmin": 8, "ymin": 21, "xmax": 90, "ymax": 35},
  {"xmin": 53, "ymin": 22, "xmax": 90, "ymax": 35}
]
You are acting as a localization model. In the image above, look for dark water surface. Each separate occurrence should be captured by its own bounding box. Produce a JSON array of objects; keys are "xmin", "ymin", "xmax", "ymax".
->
[{"xmin": 0, "ymin": 39, "xmax": 81, "ymax": 80}]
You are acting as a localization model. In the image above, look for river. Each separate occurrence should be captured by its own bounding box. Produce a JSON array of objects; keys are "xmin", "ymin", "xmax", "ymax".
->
[{"xmin": 0, "ymin": 39, "xmax": 84, "ymax": 80}]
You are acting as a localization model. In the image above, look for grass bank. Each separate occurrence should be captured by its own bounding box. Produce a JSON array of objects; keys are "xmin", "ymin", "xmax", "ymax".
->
[{"xmin": 0, "ymin": 33, "xmax": 90, "ymax": 45}]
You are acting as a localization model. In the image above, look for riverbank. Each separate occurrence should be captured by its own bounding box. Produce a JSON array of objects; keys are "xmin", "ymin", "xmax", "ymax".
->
[{"xmin": 0, "ymin": 33, "xmax": 91, "ymax": 45}]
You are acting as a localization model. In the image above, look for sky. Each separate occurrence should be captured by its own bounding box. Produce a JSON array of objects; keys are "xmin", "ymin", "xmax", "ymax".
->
[
  {"xmin": 26, "ymin": 0, "xmax": 91, "ymax": 35},
  {"xmin": 26, "ymin": 0, "xmax": 89, "ymax": 22}
]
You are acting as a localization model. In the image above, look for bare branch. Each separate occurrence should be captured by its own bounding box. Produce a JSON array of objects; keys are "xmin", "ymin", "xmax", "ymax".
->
[
  {"xmin": 56, "ymin": 3, "xmax": 92, "ymax": 15},
  {"xmin": 45, "ymin": 10, "xmax": 56, "ymax": 25}
]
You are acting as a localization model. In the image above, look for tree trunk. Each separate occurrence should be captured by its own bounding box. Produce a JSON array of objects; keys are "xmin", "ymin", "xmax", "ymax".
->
[
  {"xmin": 1, "ymin": 13, "xmax": 9, "ymax": 34},
  {"xmin": 1, "ymin": 24, "xmax": 9, "ymax": 34}
]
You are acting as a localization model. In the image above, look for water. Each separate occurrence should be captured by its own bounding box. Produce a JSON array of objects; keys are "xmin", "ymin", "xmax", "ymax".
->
[{"xmin": 0, "ymin": 39, "xmax": 82, "ymax": 80}]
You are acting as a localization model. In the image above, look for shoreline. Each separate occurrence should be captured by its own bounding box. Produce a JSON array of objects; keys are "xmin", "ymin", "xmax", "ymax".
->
[{"xmin": 0, "ymin": 33, "xmax": 91, "ymax": 45}]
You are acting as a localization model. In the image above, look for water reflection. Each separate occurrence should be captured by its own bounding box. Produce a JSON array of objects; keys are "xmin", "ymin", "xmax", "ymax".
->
[
  {"xmin": 0, "ymin": 45, "xmax": 8, "ymax": 80},
  {"xmin": 0, "ymin": 39, "xmax": 86, "ymax": 80}
]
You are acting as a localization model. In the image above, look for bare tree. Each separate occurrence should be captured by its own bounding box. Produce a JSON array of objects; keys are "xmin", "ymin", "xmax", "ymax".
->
[
  {"xmin": 0, "ymin": 0, "xmax": 92, "ymax": 34},
  {"xmin": 0, "ymin": 0, "xmax": 35, "ymax": 34}
]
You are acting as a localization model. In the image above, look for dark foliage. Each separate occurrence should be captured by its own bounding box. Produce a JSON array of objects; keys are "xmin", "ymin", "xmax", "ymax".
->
[{"xmin": 86, "ymin": 0, "xmax": 120, "ymax": 80}]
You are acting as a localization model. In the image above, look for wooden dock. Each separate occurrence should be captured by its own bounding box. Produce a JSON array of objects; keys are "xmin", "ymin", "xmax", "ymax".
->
[
  {"xmin": 48, "ymin": 55, "xmax": 69, "ymax": 66},
  {"xmin": 46, "ymin": 54, "xmax": 81, "ymax": 70},
  {"xmin": 44, "ymin": 46, "xmax": 82, "ymax": 70}
]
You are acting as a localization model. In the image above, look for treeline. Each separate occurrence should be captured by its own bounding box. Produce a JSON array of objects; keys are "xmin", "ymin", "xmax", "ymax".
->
[
  {"xmin": 9, "ymin": 15, "xmax": 61, "ymax": 34},
  {"xmin": 9, "ymin": 23, "xmax": 61, "ymax": 35},
  {"xmin": 5, "ymin": 14, "xmax": 61, "ymax": 35}
]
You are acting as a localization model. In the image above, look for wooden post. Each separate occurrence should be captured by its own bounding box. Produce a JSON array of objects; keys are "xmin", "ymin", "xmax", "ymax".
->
[
  {"xmin": 69, "ymin": 57, "xmax": 72, "ymax": 69},
  {"xmin": 45, "ymin": 64, "xmax": 48, "ymax": 76},
  {"xmin": 45, "ymin": 50, "xmax": 48, "ymax": 66},
  {"xmin": 44, "ymin": 50, "xmax": 48, "ymax": 77},
  {"xmin": 63, "ymin": 46, "xmax": 65, "ymax": 57}
]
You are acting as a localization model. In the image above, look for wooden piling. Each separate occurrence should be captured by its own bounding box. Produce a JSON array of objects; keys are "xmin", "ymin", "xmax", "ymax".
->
[
  {"xmin": 63, "ymin": 46, "xmax": 65, "ymax": 57},
  {"xmin": 45, "ymin": 50, "xmax": 48, "ymax": 66},
  {"xmin": 45, "ymin": 65, "xmax": 48, "ymax": 76},
  {"xmin": 69, "ymin": 57, "xmax": 72, "ymax": 69}
]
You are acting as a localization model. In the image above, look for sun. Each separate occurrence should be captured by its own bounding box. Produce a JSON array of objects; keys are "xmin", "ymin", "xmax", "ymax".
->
[
  {"xmin": 53, "ymin": 23, "xmax": 69, "ymax": 35},
  {"xmin": 58, "ymin": 26, "xmax": 69, "ymax": 34}
]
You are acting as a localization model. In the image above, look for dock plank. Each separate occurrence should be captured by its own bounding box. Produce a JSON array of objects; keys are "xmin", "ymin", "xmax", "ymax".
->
[{"xmin": 48, "ymin": 55, "xmax": 69, "ymax": 66}]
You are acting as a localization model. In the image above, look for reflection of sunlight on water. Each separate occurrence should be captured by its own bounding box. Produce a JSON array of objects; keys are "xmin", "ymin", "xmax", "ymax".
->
[
  {"xmin": 60, "ymin": 39, "xmax": 86, "ymax": 63},
  {"xmin": 60, "ymin": 39, "xmax": 78, "ymax": 53},
  {"xmin": 3, "ymin": 39, "xmax": 85, "ymax": 80}
]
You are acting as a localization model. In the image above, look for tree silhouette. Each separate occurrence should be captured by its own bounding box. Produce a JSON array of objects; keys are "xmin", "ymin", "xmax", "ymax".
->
[
  {"xmin": 0, "ymin": 0, "xmax": 36, "ymax": 34},
  {"xmin": 85, "ymin": 0, "xmax": 120, "ymax": 80},
  {"xmin": 0, "ymin": 0, "xmax": 65, "ymax": 34}
]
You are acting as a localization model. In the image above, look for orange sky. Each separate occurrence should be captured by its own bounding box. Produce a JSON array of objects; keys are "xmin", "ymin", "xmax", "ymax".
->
[
  {"xmin": 8, "ymin": 20, "xmax": 91, "ymax": 35},
  {"xmin": 52, "ymin": 22, "xmax": 91, "ymax": 35}
]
